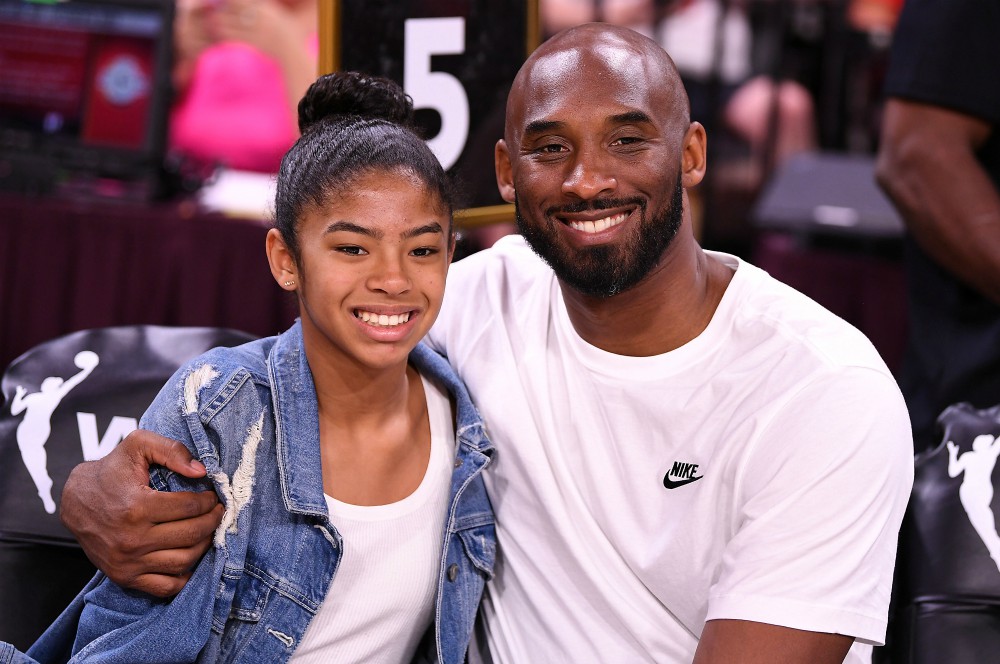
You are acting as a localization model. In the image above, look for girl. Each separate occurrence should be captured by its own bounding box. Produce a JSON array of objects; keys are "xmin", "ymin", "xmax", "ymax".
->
[{"xmin": 18, "ymin": 72, "xmax": 496, "ymax": 664}]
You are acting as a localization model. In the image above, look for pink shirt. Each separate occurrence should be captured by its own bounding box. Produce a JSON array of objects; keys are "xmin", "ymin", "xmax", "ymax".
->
[{"xmin": 169, "ymin": 41, "xmax": 304, "ymax": 173}]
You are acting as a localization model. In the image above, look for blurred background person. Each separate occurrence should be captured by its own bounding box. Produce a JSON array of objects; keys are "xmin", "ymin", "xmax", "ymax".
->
[
  {"xmin": 876, "ymin": 0, "xmax": 1000, "ymax": 453},
  {"xmin": 659, "ymin": 0, "xmax": 816, "ymax": 179},
  {"xmin": 170, "ymin": 0, "xmax": 318, "ymax": 173},
  {"xmin": 540, "ymin": 0, "xmax": 662, "ymax": 37}
]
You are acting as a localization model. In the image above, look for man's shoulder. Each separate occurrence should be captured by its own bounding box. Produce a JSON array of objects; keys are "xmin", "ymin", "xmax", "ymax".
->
[
  {"xmin": 432, "ymin": 235, "xmax": 553, "ymax": 358},
  {"xmin": 442, "ymin": 235, "xmax": 554, "ymax": 318},
  {"xmin": 722, "ymin": 255, "xmax": 891, "ymax": 376},
  {"xmin": 450, "ymin": 235, "xmax": 549, "ymax": 282}
]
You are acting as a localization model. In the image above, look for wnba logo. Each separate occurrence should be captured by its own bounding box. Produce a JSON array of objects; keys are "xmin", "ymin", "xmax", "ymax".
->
[{"xmin": 9, "ymin": 351, "xmax": 137, "ymax": 514}]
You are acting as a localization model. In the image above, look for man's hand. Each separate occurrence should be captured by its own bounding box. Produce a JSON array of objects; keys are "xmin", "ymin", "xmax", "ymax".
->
[{"xmin": 59, "ymin": 430, "xmax": 224, "ymax": 598}]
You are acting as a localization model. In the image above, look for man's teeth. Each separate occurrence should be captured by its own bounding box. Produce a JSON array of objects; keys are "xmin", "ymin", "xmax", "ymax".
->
[
  {"xmin": 356, "ymin": 311, "xmax": 411, "ymax": 327},
  {"xmin": 568, "ymin": 212, "xmax": 628, "ymax": 233}
]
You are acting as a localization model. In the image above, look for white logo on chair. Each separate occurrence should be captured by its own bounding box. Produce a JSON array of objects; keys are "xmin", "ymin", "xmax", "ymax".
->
[
  {"xmin": 10, "ymin": 351, "xmax": 100, "ymax": 514},
  {"xmin": 948, "ymin": 435, "xmax": 1000, "ymax": 572}
]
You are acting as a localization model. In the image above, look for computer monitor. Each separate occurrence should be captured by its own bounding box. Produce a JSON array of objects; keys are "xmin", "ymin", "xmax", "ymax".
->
[{"xmin": 0, "ymin": 0, "xmax": 174, "ymax": 196}]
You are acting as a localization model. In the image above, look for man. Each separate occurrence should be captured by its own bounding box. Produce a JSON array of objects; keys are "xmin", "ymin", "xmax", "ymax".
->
[
  {"xmin": 58, "ymin": 24, "xmax": 911, "ymax": 663},
  {"xmin": 875, "ymin": 0, "xmax": 1000, "ymax": 454}
]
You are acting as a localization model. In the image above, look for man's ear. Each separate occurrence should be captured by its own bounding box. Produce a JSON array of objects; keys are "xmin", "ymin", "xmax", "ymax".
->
[
  {"xmin": 266, "ymin": 228, "xmax": 298, "ymax": 291},
  {"xmin": 495, "ymin": 139, "xmax": 516, "ymax": 203},
  {"xmin": 681, "ymin": 121, "xmax": 707, "ymax": 189}
]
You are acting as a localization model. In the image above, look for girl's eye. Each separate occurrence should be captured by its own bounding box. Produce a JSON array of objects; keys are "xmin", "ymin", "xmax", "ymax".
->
[{"xmin": 336, "ymin": 246, "xmax": 367, "ymax": 256}]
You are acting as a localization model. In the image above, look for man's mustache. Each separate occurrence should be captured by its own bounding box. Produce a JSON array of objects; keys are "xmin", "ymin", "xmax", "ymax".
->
[{"xmin": 545, "ymin": 196, "xmax": 647, "ymax": 217}]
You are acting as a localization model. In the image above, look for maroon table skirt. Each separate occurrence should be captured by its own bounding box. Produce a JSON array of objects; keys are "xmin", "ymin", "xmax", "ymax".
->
[{"xmin": 0, "ymin": 192, "xmax": 297, "ymax": 370}]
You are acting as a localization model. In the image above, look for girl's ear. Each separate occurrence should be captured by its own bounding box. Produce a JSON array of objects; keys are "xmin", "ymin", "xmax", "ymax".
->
[{"xmin": 266, "ymin": 228, "xmax": 298, "ymax": 291}]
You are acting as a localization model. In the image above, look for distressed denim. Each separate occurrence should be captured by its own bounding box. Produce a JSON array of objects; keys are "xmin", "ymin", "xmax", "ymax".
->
[{"xmin": 7, "ymin": 322, "xmax": 496, "ymax": 664}]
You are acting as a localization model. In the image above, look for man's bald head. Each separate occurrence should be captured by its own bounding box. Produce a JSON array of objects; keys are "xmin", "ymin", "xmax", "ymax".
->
[{"xmin": 506, "ymin": 23, "xmax": 691, "ymax": 146}]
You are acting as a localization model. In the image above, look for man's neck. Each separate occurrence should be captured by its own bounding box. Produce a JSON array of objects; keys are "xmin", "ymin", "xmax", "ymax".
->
[{"xmin": 559, "ymin": 239, "xmax": 734, "ymax": 357}]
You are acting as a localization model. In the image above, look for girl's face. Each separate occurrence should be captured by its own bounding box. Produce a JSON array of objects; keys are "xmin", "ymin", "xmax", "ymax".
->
[{"xmin": 267, "ymin": 168, "xmax": 453, "ymax": 373}]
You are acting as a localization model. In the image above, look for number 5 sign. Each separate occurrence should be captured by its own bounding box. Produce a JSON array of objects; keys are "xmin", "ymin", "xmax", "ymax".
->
[{"xmin": 319, "ymin": 0, "xmax": 540, "ymax": 226}]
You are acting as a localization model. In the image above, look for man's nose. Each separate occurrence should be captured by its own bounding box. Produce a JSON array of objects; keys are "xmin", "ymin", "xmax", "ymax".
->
[{"xmin": 562, "ymin": 148, "xmax": 617, "ymax": 199}]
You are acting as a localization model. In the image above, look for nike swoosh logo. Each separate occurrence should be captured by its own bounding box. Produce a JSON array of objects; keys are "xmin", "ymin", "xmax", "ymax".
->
[{"xmin": 663, "ymin": 475, "xmax": 703, "ymax": 489}]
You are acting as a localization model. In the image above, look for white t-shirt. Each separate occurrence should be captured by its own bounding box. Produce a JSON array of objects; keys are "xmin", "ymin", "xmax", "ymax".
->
[
  {"xmin": 427, "ymin": 236, "xmax": 913, "ymax": 664},
  {"xmin": 289, "ymin": 374, "xmax": 454, "ymax": 664}
]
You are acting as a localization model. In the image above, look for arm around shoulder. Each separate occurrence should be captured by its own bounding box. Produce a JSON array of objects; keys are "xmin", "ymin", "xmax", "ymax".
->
[{"xmin": 60, "ymin": 410, "xmax": 223, "ymax": 597}]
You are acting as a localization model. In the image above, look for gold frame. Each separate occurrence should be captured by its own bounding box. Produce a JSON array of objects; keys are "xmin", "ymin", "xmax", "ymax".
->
[
  {"xmin": 317, "ymin": 0, "xmax": 540, "ymax": 228},
  {"xmin": 317, "ymin": 0, "xmax": 337, "ymax": 75}
]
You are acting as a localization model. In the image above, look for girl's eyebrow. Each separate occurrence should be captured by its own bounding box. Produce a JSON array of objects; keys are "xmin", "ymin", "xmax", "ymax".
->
[
  {"xmin": 403, "ymin": 222, "xmax": 444, "ymax": 239},
  {"xmin": 324, "ymin": 220, "xmax": 380, "ymax": 239},
  {"xmin": 323, "ymin": 221, "xmax": 444, "ymax": 240}
]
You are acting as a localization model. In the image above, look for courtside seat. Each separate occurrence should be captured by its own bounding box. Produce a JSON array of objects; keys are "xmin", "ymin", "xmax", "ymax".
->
[
  {"xmin": 894, "ymin": 403, "xmax": 1000, "ymax": 662},
  {"xmin": 0, "ymin": 325, "xmax": 256, "ymax": 650}
]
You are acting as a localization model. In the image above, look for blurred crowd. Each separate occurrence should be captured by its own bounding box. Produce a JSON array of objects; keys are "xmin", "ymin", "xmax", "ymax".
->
[
  {"xmin": 168, "ymin": 0, "xmax": 317, "ymax": 173},
  {"xmin": 167, "ymin": 0, "xmax": 905, "ymax": 254}
]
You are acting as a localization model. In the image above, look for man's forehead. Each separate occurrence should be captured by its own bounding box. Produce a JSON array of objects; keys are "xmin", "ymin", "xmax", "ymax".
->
[
  {"xmin": 511, "ymin": 46, "xmax": 669, "ymax": 127},
  {"xmin": 505, "ymin": 24, "xmax": 688, "ymax": 140},
  {"xmin": 538, "ymin": 46, "xmax": 653, "ymax": 89}
]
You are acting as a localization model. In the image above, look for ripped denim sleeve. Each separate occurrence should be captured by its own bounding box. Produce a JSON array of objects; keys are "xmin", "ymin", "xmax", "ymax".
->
[{"xmin": 177, "ymin": 364, "xmax": 264, "ymax": 550}]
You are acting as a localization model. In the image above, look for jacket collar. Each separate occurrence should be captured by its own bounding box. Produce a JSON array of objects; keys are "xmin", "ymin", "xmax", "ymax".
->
[{"xmin": 268, "ymin": 321, "xmax": 328, "ymax": 517}]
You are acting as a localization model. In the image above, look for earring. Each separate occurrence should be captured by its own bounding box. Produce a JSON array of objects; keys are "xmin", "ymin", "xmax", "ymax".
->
[{"xmin": 284, "ymin": 280, "xmax": 295, "ymax": 287}]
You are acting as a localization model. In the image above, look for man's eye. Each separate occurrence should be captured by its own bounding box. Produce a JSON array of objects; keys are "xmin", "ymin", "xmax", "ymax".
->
[
  {"xmin": 337, "ymin": 246, "xmax": 366, "ymax": 256},
  {"xmin": 411, "ymin": 247, "xmax": 438, "ymax": 257},
  {"xmin": 613, "ymin": 136, "xmax": 643, "ymax": 146},
  {"xmin": 536, "ymin": 143, "xmax": 566, "ymax": 154}
]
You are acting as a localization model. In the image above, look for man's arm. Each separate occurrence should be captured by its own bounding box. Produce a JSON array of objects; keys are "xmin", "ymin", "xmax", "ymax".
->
[
  {"xmin": 693, "ymin": 620, "xmax": 853, "ymax": 664},
  {"xmin": 59, "ymin": 430, "xmax": 224, "ymax": 597},
  {"xmin": 875, "ymin": 98, "xmax": 1000, "ymax": 304},
  {"xmin": 692, "ymin": 368, "xmax": 912, "ymax": 663}
]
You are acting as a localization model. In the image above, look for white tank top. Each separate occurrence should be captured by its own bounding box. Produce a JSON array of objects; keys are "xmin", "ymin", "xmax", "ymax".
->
[{"xmin": 288, "ymin": 373, "xmax": 454, "ymax": 664}]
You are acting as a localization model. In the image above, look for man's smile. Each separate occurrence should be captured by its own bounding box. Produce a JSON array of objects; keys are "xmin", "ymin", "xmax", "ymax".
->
[
  {"xmin": 551, "ymin": 200, "xmax": 644, "ymax": 241},
  {"xmin": 563, "ymin": 211, "xmax": 630, "ymax": 233}
]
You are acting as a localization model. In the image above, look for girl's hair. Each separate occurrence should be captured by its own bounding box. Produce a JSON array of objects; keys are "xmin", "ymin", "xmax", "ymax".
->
[{"xmin": 274, "ymin": 71, "xmax": 455, "ymax": 261}]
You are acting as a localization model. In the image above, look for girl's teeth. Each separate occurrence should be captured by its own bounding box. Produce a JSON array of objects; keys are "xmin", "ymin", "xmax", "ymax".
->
[{"xmin": 357, "ymin": 311, "xmax": 410, "ymax": 327}]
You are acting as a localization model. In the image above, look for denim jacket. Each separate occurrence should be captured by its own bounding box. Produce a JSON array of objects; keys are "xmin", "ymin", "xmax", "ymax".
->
[{"xmin": 5, "ymin": 322, "xmax": 496, "ymax": 664}]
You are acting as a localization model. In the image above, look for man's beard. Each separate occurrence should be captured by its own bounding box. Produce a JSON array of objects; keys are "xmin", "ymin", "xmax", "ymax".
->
[{"xmin": 515, "ymin": 175, "xmax": 684, "ymax": 298}]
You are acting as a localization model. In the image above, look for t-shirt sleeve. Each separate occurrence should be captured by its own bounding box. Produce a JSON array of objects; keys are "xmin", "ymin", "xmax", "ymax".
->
[
  {"xmin": 705, "ymin": 367, "xmax": 914, "ymax": 645},
  {"xmin": 884, "ymin": 0, "xmax": 1000, "ymax": 124}
]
